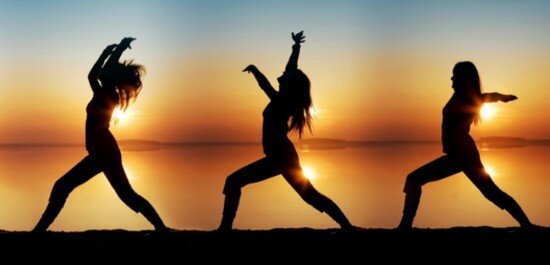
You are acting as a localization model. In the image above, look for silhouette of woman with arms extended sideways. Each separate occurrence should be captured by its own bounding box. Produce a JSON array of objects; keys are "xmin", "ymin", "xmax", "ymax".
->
[
  {"xmin": 218, "ymin": 31, "xmax": 353, "ymax": 231},
  {"xmin": 397, "ymin": 61, "xmax": 534, "ymax": 230},
  {"xmin": 33, "ymin": 38, "xmax": 168, "ymax": 232}
]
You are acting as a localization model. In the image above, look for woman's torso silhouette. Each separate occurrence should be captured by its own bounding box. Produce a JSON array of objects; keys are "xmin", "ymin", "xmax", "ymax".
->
[
  {"xmin": 262, "ymin": 95, "xmax": 296, "ymax": 160},
  {"xmin": 85, "ymin": 90, "xmax": 119, "ymax": 154},
  {"xmin": 441, "ymin": 92, "xmax": 479, "ymax": 159}
]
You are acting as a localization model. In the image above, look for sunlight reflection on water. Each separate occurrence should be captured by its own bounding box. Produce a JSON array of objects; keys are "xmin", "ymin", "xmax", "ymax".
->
[{"xmin": 0, "ymin": 144, "xmax": 548, "ymax": 231}]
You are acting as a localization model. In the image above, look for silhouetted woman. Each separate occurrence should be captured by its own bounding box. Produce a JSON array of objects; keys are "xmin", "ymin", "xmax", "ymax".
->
[
  {"xmin": 33, "ymin": 38, "xmax": 167, "ymax": 232},
  {"xmin": 398, "ymin": 61, "xmax": 533, "ymax": 230},
  {"xmin": 218, "ymin": 31, "xmax": 353, "ymax": 231}
]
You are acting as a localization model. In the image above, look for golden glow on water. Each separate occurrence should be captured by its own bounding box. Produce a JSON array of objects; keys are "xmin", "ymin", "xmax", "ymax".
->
[
  {"xmin": 480, "ymin": 104, "xmax": 496, "ymax": 120},
  {"xmin": 302, "ymin": 166, "xmax": 316, "ymax": 181},
  {"xmin": 1, "ymin": 144, "xmax": 549, "ymax": 231}
]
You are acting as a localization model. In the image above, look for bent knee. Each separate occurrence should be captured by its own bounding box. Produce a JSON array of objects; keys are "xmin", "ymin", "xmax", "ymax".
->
[
  {"xmin": 223, "ymin": 174, "xmax": 244, "ymax": 195},
  {"xmin": 52, "ymin": 179, "xmax": 67, "ymax": 192},
  {"xmin": 50, "ymin": 179, "xmax": 74, "ymax": 199},
  {"xmin": 403, "ymin": 172, "xmax": 423, "ymax": 193}
]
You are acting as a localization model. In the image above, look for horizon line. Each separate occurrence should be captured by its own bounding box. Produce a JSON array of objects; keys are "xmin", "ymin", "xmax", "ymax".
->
[{"xmin": 1, "ymin": 137, "xmax": 548, "ymax": 146}]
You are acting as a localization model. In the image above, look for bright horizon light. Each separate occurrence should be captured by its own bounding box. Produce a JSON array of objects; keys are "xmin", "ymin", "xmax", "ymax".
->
[
  {"xmin": 480, "ymin": 104, "xmax": 496, "ymax": 120},
  {"xmin": 484, "ymin": 166, "xmax": 495, "ymax": 178},
  {"xmin": 309, "ymin": 107, "xmax": 319, "ymax": 119},
  {"xmin": 112, "ymin": 108, "xmax": 131, "ymax": 124},
  {"xmin": 125, "ymin": 167, "xmax": 136, "ymax": 181},
  {"xmin": 302, "ymin": 166, "xmax": 316, "ymax": 181}
]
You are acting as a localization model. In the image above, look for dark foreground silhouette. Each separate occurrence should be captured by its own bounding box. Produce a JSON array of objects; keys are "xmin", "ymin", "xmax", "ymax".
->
[
  {"xmin": 398, "ymin": 61, "xmax": 533, "ymax": 230},
  {"xmin": 33, "ymin": 38, "xmax": 167, "ymax": 232},
  {"xmin": 218, "ymin": 31, "xmax": 353, "ymax": 231},
  {"xmin": 1, "ymin": 227, "xmax": 548, "ymax": 264}
]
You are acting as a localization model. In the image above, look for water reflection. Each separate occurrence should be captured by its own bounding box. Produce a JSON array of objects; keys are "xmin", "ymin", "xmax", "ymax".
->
[{"xmin": 0, "ymin": 144, "xmax": 548, "ymax": 231}]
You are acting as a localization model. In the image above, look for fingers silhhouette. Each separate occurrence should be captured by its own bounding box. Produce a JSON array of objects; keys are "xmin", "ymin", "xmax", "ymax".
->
[
  {"xmin": 243, "ymin": 65, "xmax": 256, "ymax": 73},
  {"xmin": 505, "ymin": 95, "xmax": 518, "ymax": 102},
  {"xmin": 292, "ymin": 31, "xmax": 305, "ymax": 44},
  {"xmin": 121, "ymin": 37, "xmax": 136, "ymax": 49}
]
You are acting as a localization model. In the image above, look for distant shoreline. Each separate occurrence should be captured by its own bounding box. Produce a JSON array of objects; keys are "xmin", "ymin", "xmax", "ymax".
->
[{"xmin": 1, "ymin": 136, "xmax": 549, "ymax": 148}]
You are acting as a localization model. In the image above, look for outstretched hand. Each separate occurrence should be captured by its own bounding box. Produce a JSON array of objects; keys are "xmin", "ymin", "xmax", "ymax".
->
[
  {"xmin": 243, "ymin": 64, "xmax": 258, "ymax": 73},
  {"xmin": 119, "ymin": 37, "xmax": 136, "ymax": 49},
  {"xmin": 292, "ymin": 31, "xmax": 305, "ymax": 45},
  {"xmin": 501, "ymin": 94, "xmax": 518, "ymax": 103}
]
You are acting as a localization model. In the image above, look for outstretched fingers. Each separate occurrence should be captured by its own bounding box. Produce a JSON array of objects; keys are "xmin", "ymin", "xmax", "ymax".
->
[
  {"xmin": 292, "ymin": 31, "xmax": 305, "ymax": 44},
  {"xmin": 503, "ymin": 94, "xmax": 518, "ymax": 102},
  {"xmin": 120, "ymin": 37, "xmax": 136, "ymax": 49}
]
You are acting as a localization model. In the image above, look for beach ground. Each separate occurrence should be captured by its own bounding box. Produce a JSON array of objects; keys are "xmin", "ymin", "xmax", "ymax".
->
[{"xmin": 0, "ymin": 227, "xmax": 548, "ymax": 264}]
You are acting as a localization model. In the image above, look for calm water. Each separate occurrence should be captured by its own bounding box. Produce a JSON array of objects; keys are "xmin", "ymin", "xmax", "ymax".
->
[{"xmin": 0, "ymin": 144, "xmax": 548, "ymax": 231}]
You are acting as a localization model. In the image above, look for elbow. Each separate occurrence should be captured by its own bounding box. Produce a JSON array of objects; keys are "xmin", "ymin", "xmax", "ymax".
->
[
  {"xmin": 88, "ymin": 72, "xmax": 99, "ymax": 83},
  {"xmin": 88, "ymin": 68, "xmax": 101, "ymax": 81}
]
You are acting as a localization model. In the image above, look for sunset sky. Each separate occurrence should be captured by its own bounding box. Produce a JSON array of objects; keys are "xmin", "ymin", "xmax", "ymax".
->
[{"xmin": 1, "ymin": 0, "xmax": 549, "ymax": 143}]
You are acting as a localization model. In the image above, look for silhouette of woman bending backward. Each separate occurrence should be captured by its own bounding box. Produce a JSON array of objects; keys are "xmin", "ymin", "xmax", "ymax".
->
[
  {"xmin": 33, "ymin": 38, "xmax": 167, "ymax": 232},
  {"xmin": 398, "ymin": 61, "xmax": 533, "ymax": 230},
  {"xmin": 218, "ymin": 31, "xmax": 353, "ymax": 231}
]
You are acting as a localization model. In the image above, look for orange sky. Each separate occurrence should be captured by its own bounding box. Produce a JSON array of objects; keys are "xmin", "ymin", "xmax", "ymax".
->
[{"xmin": 1, "ymin": 1, "xmax": 549, "ymax": 143}]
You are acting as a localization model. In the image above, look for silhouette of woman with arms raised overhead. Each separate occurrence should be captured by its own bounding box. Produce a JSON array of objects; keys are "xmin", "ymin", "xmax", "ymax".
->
[
  {"xmin": 218, "ymin": 31, "xmax": 353, "ymax": 231},
  {"xmin": 33, "ymin": 38, "xmax": 168, "ymax": 232},
  {"xmin": 397, "ymin": 61, "xmax": 533, "ymax": 230}
]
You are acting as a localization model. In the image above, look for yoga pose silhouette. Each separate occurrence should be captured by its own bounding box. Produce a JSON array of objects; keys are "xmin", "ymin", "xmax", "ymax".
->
[
  {"xmin": 33, "ymin": 38, "xmax": 167, "ymax": 232},
  {"xmin": 398, "ymin": 61, "xmax": 533, "ymax": 230},
  {"xmin": 218, "ymin": 31, "xmax": 353, "ymax": 231}
]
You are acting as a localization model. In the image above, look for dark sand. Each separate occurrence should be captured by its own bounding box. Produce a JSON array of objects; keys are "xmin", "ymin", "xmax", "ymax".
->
[{"xmin": 0, "ymin": 227, "xmax": 548, "ymax": 264}]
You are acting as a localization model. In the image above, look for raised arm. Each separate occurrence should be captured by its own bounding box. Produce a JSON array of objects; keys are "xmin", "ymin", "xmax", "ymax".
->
[
  {"xmin": 104, "ymin": 37, "xmax": 135, "ymax": 69},
  {"xmin": 482, "ymin": 92, "xmax": 518, "ymax": 103},
  {"xmin": 285, "ymin": 31, "xmax": 305, "ymax": 72},
  {"xmin": 88, "ymin": 44, "xmax": 116, "ymax": 91},
  {"xmin": 243, "ymin": 65, "xmax": 277, "ymax": 100}
]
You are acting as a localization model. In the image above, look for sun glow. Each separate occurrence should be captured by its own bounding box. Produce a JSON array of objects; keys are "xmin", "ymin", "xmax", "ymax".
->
[
  {"xmin": 309, "ymin": 107, "xmax": 319, "ymax": 119},
  {"xmin": 484, "ymin": 166, "xmax": 496, "ymax": 178},
  {"xmin": 302, "ymin": 166, "xmax": 316, "ymax": 181},
  {"xmin": 125, "ymin": 167, "xmax": 136, "ymax": 181},
  {"xmin": 480, "ymin": 104, "xmax": 496, "ymax": 120},
  {"xmin": 112, "ymin": 107, "xmax": 131, "ymax": 124}
]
